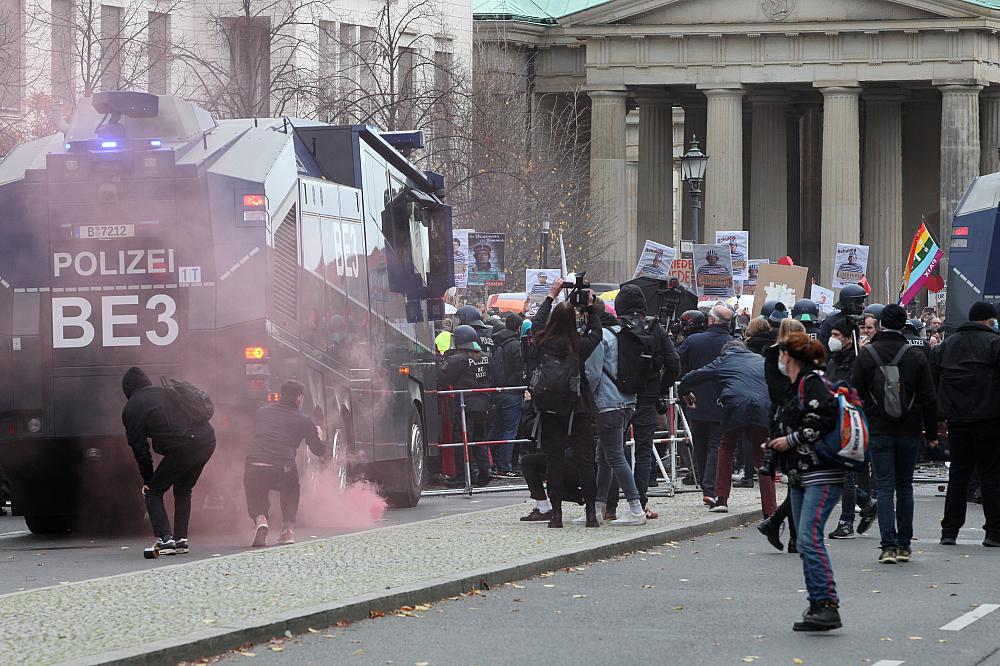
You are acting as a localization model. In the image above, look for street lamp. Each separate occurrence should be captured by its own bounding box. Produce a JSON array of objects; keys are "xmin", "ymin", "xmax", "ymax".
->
[
  {"xmin": 681, "ymin": 135, "xmax": 710, "ymax": 244},
  {"xmin": 540, "ymin": 212, "xmax": 551, "ymax": 267}
]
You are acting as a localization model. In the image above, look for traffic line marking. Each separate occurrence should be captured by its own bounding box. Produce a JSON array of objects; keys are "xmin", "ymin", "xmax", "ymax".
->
[
  {"xmin": 940, "ymin": 604, "xmax": 1000, "ymax": 631},
  {"xmin": 871, "ymin": 661, "xmax": 904, "ymax": 666}
]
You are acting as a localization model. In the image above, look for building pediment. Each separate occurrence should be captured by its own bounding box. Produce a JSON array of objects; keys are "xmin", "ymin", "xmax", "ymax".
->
[{"xmin": 559, "ymin": 0, "xmax": 993, "ymax": 27}]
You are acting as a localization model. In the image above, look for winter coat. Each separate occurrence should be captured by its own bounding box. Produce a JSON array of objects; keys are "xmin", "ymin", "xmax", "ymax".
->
[
  {"xmin": 530, "ymin": 297, "xmax": 603, "ymax": 413},
  {"xmin": 677, "ymin": 324, "xmax": 733, "ymax": 422},
  {"xmin": 679, "ymin": 346, "xmax": 771, "ymax": 432},
  {"xmin": 762, "ymin": 341, "xmax": 791, "ymax": 412},
  {"xmin": 903, "ymin": 332, "xmax": 933, "ymax": 362},
  {"xmin": 613, "ymin": 284, "xmax": 681, "ymax": 401},
  {"xmin": 121, "ymin": 366, "xmax": 215, "ymax": 485},
  {"xmin": 747, "ymin": 329, "xmax": 777, "ymax": 356},
  {"xmin": 931, "ymin": 321, "xmax": 1000, "ymax": 423},
  {"xmin": 248, "ymin": 402, "xmax": 327, "ymax": 466},
  {"xmin": 851, "ymin": 329, "xmax": 938, "ymax": 438},
  {"xmin": 825, "ymin": 347, "xmax": 857, "ymax": 386},
  {"xmin": 772, "ymin": 368, "xmax": 843, "ymax": 488},
  {"xmin": 586, "ymin": 320, "xmax": 637, "ymax": 413},
  {"xmin": 439, "ymin": 349, "xmax": 493, "ymax": 413}
]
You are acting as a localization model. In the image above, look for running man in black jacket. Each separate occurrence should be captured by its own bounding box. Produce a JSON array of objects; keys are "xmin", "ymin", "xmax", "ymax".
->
[
  {"xmin": 246, "ymin": 378, "xmax": 328, "ymax": 547},
  {"xmin": 122, "ymin": 366, "xmax": 216, "ymax": 557}
]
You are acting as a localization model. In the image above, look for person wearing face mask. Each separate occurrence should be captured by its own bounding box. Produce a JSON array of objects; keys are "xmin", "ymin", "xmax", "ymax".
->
[
  {"xmin": 932, "ymin": 301, "xmax": 1000, "ymax": 547},
  {"xmin": 825, "ymin": 320, "xmax": 878, "ymax": 540}
]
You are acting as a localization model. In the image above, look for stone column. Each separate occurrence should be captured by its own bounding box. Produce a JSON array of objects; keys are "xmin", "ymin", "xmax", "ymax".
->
[
  {"xmin": 749, "ymin": 92, "xmax": 788, "ymax": 260},
  {"xmin": 531, "ymin": 92, "xmax": 558, "ymax": 158},
  {"xmin": 637, "ymin": 97, "xmax": 674, "ymax": 257},
  {"xmin": 862, "ymin": 92, "xmax": 903, "ymax": 304},
  {"xmin": 980, "ymin": 88, "xmax": 1000, "ymax": 175},
  {"xmin": 819, "ymin": 86, "xmax": 861, "ymax": 286},
  {"xmin": 799, "ymin": 104, "xmax": 823, "ymax": 276},
  {"xmin": 939, "ymin": 83, "xmax": 982, "ymax": 267},
  {"xmin": 681, "ymin": 102, "xmax": 706, "ymax": 241},
  {"xmin": 704, "ymin": 87, "xmax": 745, "ymax": 242},
  {"xmin": 589, "ymin": 90, "xmax": 629, "ymax": 282}
]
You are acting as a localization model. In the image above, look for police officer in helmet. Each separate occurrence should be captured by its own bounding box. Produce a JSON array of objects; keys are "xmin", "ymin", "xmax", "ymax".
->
[
  {"xmin": 455, "ymin": 304, "xmax": 496, "ymax": 357},
  {"xmin": 438, "ymin": 324, "xmax": 493, "ymax": 486},
  {"xmin": 791, "ymin": 299, "xmax": 821, "ymax": 340},
  {"xmin": 819, "ymin": 283, "xmax": 868, "ymax": 348},
  {"xmin": 903, "ymin": 318, "xmax": 932, "ymax": 361}
]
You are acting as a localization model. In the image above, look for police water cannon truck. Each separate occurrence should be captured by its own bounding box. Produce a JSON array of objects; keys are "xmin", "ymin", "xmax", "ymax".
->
[
  {"xmin": 947, "ymin": 173, "xmax": 1000, "ymax": 330},
  {"xmin": 0, "ymin": 91, "xmax": 453, "ymax": 533}
]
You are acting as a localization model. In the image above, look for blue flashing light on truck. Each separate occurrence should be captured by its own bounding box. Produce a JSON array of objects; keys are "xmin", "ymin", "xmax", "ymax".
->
[{"xmin": 0, "ymin": 91, "xmax": 453, "ymax": 533}]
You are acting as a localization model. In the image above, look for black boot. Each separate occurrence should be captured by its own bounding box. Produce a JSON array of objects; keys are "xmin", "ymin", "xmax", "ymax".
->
[
  {"xmin": 787, "ymin": 538, "xmax": 798, "ymax": 554},
  {"xmin": 757, "ymin": 517, "xmax": 783, "ymax": 551},
  {"xmin": 585, "ymin": 501, "xmax": 599, "ymax": 528},
  {"xmin": 793, "ymin": 600, "xmax": 841, "ymax": 632},
  {"xmin": 548, "ymin": 501, "xmax": 563, "ymax": 528}
]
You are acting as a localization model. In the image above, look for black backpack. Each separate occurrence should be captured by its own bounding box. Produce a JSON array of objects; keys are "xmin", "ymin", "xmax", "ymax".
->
[
  {"xmin": 605, "ymin": 315, "xmax": 659, "ymax": 395},
  {"xmin": 529, "ymin": 350, "xmax": 580, "ymax": 415},
  {"xmin": 493, "ymin": 336, "xmax": 526, "ymax": 387},
  {"xmin": 160, "ymin": 377, "xmax": 214, "ymax": 435},
  {"xmin": 864, "ymin": 345, "xmax": 915, "ymax": 420}
]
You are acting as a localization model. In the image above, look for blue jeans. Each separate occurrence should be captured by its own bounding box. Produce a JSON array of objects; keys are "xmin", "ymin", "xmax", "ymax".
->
[
  {"xmin": 596, "ymin": 408, "xmax": 640, "ymax": 505},
  {"xmin": 870, "ymin": 435, "xmax": 921, "ymax": 549},
  {"xmin": 790, "ymin": 483, "xmax": 843, "ymax": 604},
  {"xmin": 490, "ymin": 393, "xmax": 522, "ymax": 472}
]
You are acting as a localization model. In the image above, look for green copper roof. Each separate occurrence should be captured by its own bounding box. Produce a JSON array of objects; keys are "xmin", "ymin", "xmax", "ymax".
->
[{"xmin": 474, "ymin": 0, "xmax": 1000, "ymax": 25}]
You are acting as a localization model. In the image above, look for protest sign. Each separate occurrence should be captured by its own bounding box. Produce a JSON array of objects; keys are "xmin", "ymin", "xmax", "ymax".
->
[
  {"xmin": 468, "ymin": 232, "xmax": 506, "ymax": 286},
  {"xmin": 693, "ymin": 244, "xmax": 735, "ymax": 298},
  {"xmin": 668, "ymin": 258, "xmax": 693, "ymax": 287},
  {"xmin": 715, "ymin": 231, "xmax": 749, "ymax": 282},
  {"xmin": 810, "ymin": 284, "xmax": 837, "ymax": 317},
  {"xmin": 633, "ymin": 240, "xmax": 678, "ymax": 280},
  {"xmin": 751, "ymin": 263, "xmax": 810, "ymax": 318},
  {"xmin": 742, "ymin": 259, "xmax": 769, "ymax": 296},
  {"xmin": 832, "ymin": 243, "xmax": 869, "ymax": 289},
  {"xmin": 526, "ymin": 269, "xmax": 561, "ymax": 304},
  {"xmin": 452, "ymin": 229, "xmax": 471, "ymax": 288}
]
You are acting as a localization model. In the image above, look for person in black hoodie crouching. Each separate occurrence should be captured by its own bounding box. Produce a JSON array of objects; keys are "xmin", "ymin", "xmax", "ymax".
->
[{"xmin": 122, "ymin": 367, "xmax": 216, "ymax": 557}]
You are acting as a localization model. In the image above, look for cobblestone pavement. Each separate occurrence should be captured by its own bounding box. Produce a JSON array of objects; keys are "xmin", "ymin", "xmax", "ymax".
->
[{"xmin": 0, "ymin": 487, "xmax": 772, "ymax": 665}]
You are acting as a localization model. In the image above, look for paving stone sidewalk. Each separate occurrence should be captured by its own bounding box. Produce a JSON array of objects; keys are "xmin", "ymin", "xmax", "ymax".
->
[{"xmin": 0, "ymin": 487, "xmax": 774, "ymax": 665}]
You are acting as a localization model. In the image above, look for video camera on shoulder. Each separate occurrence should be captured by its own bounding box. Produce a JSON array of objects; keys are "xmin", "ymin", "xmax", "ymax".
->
[{"xmin": 564, "ymin": 272, "xmax": 592, "ymax": 308}]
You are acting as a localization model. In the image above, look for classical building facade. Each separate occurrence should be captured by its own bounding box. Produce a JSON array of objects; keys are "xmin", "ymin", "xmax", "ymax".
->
[{"xmin": 475, "ymin": 0, "xmax": 1000, "ymax": 300}]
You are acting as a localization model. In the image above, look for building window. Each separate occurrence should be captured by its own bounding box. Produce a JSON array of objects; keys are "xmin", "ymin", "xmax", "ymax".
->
[
  {"xmin": 224, "ymin": 16, "xmax": 271, "ymax": 116},
  {"xmin": 0, "ymin": 0, "xmax": 24, "ymax": 111},
  {"xmin": 100, "ymin": 4, "xmax": 122, "ymax": 92},
  {"xmin": 50, "ymin": 0, "xmax": 74, "ymax": 102},
  {"xmin": 147, "ymin": 12, "xmax": 170, "ymax": 95},
  {"xmin": 396, "ymin": 45, "xmax": 415, "ymax": 130}
]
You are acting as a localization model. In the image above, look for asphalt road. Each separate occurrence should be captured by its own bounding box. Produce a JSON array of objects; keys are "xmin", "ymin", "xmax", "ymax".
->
[
  {"xmin": 208, "ymin": 485, "xmax": 1000, "ymax": 666},
  {"xmin": 0, "ymin": 490, "xmax": 526, "ymax": 595}
]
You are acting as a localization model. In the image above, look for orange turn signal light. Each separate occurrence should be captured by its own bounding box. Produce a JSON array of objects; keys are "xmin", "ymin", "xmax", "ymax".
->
[
  {"xmin": 243, "ymin": 194, "xmax": 266, "ymax": 208},
  {"xmin": 398, "ymin": 366, "xmax": 410, "ymax": 376}
]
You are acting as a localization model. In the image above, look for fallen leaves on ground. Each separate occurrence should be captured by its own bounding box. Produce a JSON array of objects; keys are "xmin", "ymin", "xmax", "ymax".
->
[
  {"xmin": 670, "ymin": 605, "xmax": 684, "ymax": 611},
  {"xmin": 369, "ymin": 610, "xmax": 385, "ymax": 618},
  {"xmin": 793, "ymin": 659, "xmax": 805, "ymax": 665},
  {"xmin": 336, "ymin": 620, "xmax": 351, "ymax": 628}
]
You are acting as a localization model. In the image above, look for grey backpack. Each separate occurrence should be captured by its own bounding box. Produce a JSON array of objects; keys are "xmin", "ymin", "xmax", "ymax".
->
[{"xmin": 865, "ymin": 345, "xmax": 915, "ymax": 420}]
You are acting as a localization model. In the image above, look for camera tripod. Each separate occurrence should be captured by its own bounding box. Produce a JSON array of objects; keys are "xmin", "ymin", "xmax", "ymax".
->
[{"xmin": 627, "ymin": 384, "xmax": 699, "ymax": 497}]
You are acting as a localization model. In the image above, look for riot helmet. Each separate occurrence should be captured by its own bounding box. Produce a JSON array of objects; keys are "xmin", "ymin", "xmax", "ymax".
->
[
  {"xmin": 679, "ymin": 310, "xmax": 708, "ymax": 335},
  {"xmin": 761, "ymin": 300, "xmax": 780, "ymax": 319},
  {"xmin": 835, "ymin": 284, "xmax": 868, "ymax": 315},
  {"xmin": 453, "ymin": 325, "xmax": 481, "ymax": 351},
  {"xmin": 456, "ymin": 304, "xmax": 484, "ymax": 327},
  {"xmin": 791, "ymin": 299, "xmax": 820, "ymax": 323},
  {"xmin": 904, "ymin": 318, "xmax": 926, "ymax": 337},
  {"xmin": 768, "ymin": 307, "xmax": 789, "ymax": 326},
  {"xmin": 863, "ymin": 303, "xmax": 885, "ymax": 322}
]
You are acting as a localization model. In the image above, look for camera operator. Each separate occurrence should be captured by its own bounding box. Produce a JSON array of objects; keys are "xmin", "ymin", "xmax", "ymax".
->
[
  {"xmin": 820, "ymin": 284, "xmax": 868, "ymax": 348},
  {"xmin": 765, "ymin": 332, "xmax": 844, "ymax": 632},
  {"xmin": 671, "ymin": 309, "xmax": 707, "ymax": 345},
  {"xmin": 529, "ymin": 277, "xmax": 603, "ymax": 528},
  {"xmin": 677, "ymin": 303, "xmax": 734, "ymax": 501}
]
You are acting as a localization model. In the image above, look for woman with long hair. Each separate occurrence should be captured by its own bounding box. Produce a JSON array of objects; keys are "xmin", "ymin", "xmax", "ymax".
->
[
  {"xmin": 766, "ymin": 331, "xmax": 844, "ymax": 632},
  {"xmin": 530, "ymin": 278, "xmax": 603, "ymax": 528}
]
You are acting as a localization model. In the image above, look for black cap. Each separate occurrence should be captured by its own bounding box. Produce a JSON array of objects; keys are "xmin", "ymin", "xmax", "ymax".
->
[
  {"xmin": 880, "ymin": 304, "xmax": 907, "ymax": 331},
  {"xmin": 969, "ymin": 301, "xmax": 998, "ymax": 322}
]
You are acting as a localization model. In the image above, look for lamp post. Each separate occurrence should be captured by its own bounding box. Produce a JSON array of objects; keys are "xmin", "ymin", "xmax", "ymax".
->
[
  {"xmin": 681, "ymin": 135, "xmax": 710, "ymax": 244},
  {"xmin": 540, "ymin": 212, "xmax": 551, "ymax": 267}
]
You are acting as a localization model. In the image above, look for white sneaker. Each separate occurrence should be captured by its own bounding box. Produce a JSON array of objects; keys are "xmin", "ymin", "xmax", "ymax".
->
[
  {"xmin": 572, "ymin": 512, "xmax": 602, "ymax": 525},
  {"xmin": 610, "ymin": 510, "xmax": 647, "ymax": 526}
]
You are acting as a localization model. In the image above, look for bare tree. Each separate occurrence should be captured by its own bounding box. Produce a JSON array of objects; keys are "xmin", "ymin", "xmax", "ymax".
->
[{"xmin": 175, "ymin": 0, "xmax": 322, "ymax": 118}]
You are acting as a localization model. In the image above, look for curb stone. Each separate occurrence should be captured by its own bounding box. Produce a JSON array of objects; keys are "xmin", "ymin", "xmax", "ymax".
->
[{"xmin": 70, "ymin": 508, "xmax": 761, "ymax": 666}]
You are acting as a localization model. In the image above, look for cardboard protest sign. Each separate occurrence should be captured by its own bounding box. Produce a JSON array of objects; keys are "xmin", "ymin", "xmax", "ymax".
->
[
  {"xmin": 811, "ymin": 284, "xmax": 837, "ymax": 317},
  {"xmin": 633, "ymin": 240, "xmax": 677, "ymax": 280},
  {"xmin": 468, "ymin": 232, "xmax": 506, "ymax": 286},
  {"xmin": 832, "ymin": 243, "xmax": 869, "ymax": 289},
  {"xmin": 693, "ymin": 244, "xmax": 735, "ymax": 299},
  {"xmin": 452, "ymin": 229, "xmax": 471, "ymax": 288},
  {"xmin": 751, "ymin": 263, "xmax": 810, "ymax": 318},
  {"xmin": 668, "ymin": 258, "xmax": 693, "ymax": 287},
  {"xmin": 526, "ymin": 269, "xmax": 561, "ymax": 304},
  {"xmin": 742, "ymin": 259, "xmax": 769, "ymax": 296},
  {"xmin": 715, "ymin": 231, "xmax": 749, "ymax": 282}
]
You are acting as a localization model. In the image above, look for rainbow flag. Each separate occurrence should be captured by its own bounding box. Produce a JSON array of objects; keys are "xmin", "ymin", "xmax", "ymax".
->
[{"xmin": 899, "ymin": 219, "xmax": 943, "ymax": 306}]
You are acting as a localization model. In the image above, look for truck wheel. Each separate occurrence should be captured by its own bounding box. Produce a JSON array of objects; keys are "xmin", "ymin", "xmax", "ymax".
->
[
  {"xmin": 24, "ymin": 515, "xmax": 73, "ymax": 534},
  {"xmin": 386, "ymin": 409, "xmax": 426, "ymax": 508}
]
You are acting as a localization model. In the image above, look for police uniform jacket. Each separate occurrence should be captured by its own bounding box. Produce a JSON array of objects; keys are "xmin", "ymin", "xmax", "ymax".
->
[{"xmin": 439, "ymin": 349, "xmax": 492, "ymax": 413}]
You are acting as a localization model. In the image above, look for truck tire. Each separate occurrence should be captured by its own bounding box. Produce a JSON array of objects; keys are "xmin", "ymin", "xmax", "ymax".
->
[
  {"xmin": 386, "ymin": 409, "xmax": 426, "ymax": 508},
  {"xmin": 24, "ymin": 515, "xmax": 73, "ymax": 534}
]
